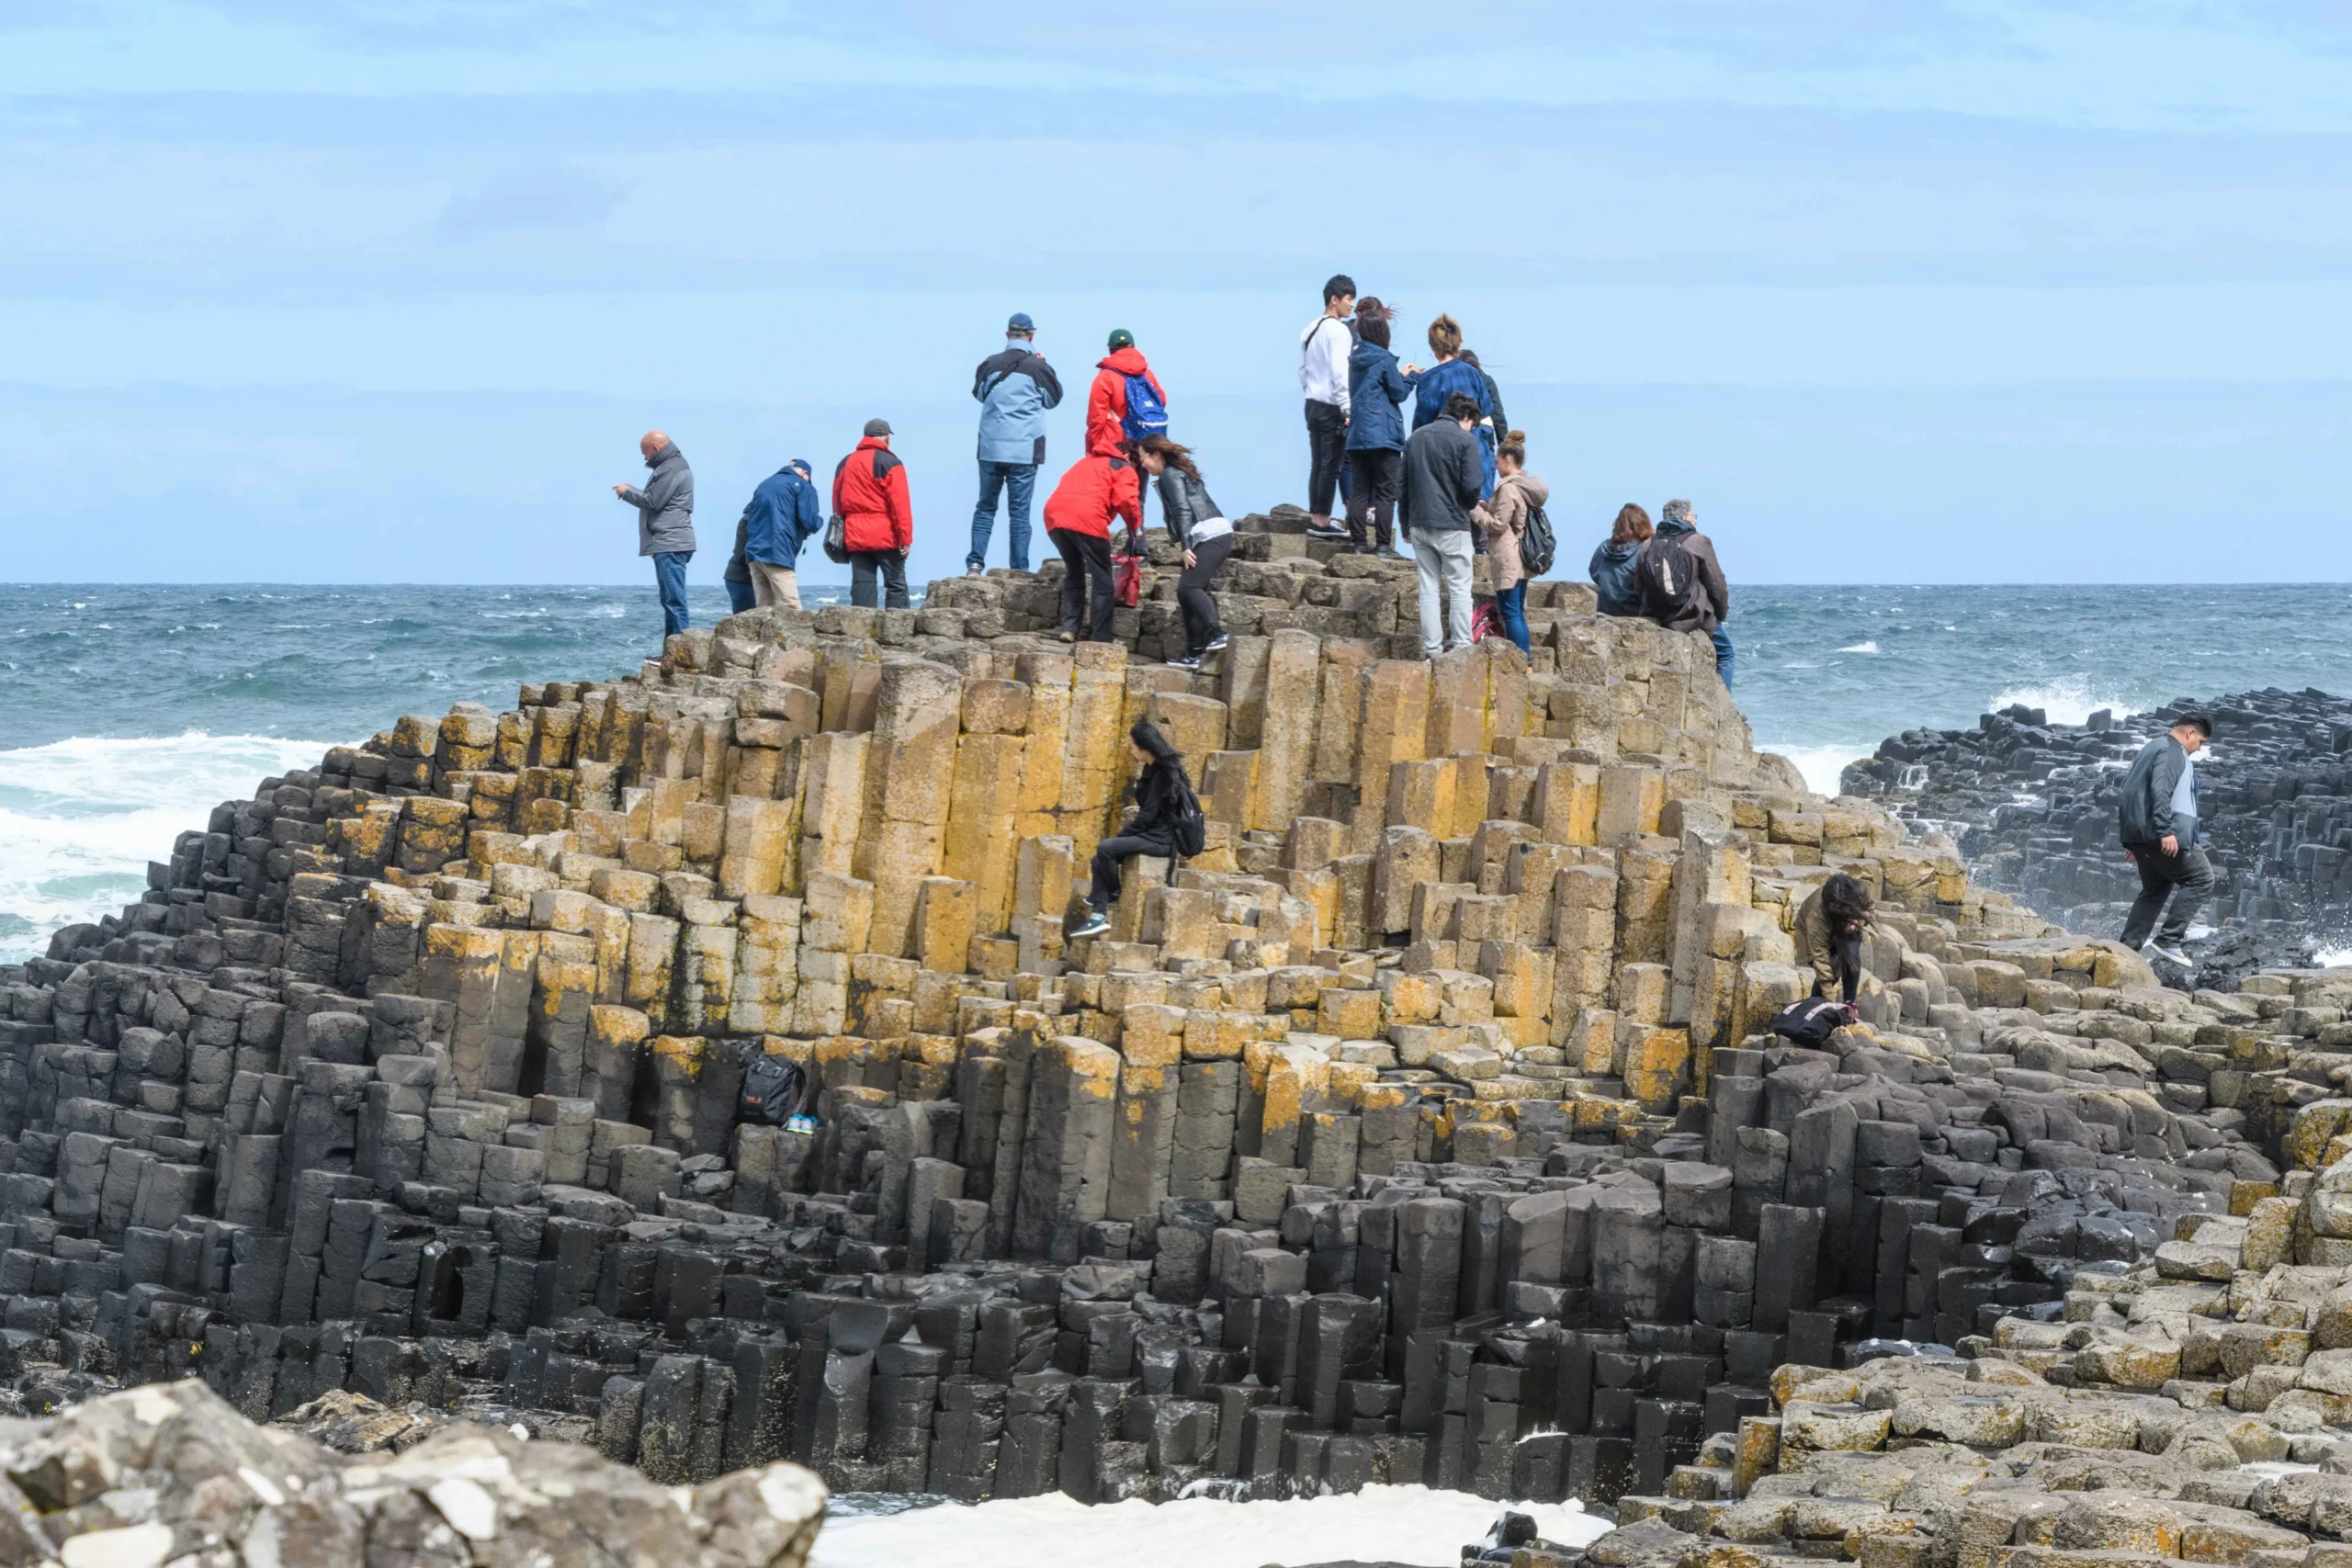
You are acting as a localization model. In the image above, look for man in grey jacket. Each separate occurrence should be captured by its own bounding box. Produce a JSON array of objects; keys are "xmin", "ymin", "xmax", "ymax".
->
[
  {"xmin": 1400, "ymin": 392, "xmax": 1485, "ymax": 658},
  {"xmin": 2117, "ymin": 712, "xmax": 2215, "ymax": 964},
  {"xmin": 612, "ymin": 431, "xmax": 696, "ymax": 640}
]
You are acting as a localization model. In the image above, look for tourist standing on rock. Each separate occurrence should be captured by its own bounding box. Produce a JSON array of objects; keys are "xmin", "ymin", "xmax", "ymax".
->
[
  {"xmin": 1400, "ymin": 391, "xmax": 1486, "ymax": 658},
  {"xmin": 1135, "ymin": 435, "xmax": 1232, "ymax": 668},
  {"xmin": 1636, "ymin": 499, "xmax": 1734, "ymax": 688},
  {"xmin": 1474, "ymin": 431, "xmax": 1546, "ymax": 667},
  {"xmin": 1343, "ymin": 297, "xmax": 1417, "ymax": 556},
  {"xmin": 1042, "ymin": 449, "xmax": 1141, "ymax": 644},
  {"xmin": 1590, "ymin": 504, "xmax": 1652, "ymax": 616},
  {"xmin": 724, "ymin": 515, "xmax": 755, "ymax": 615},
  {"xmin": 1457, "ymin": 348, "xmax": 1510, "ymax": 524},
  {"xmin": 1796, "ymin": 872, "xmax": 1876, "ymax": 1005},
  {"xmin": 832, "ymin": 419, "xmax": 914, "ymax": 611},
  {"xmin": 1411, "ymin": 317, "xmax": 1498, "ymax": 501},
  {"xmin": 2119, "ymin": 712, "xmax": 2217, "ymax": 966},
  {"xmin": 741, "ymin": 457, "xmax": 820, "ymax": 610},
  {"xmin": 1069, "ymin": 719, "xmax": 1196, "ymax": 939},
  {"xmin": 612, "ymin": 431, "xmax": 697, "ymax": 641},
  {"xmin": 968, "ymin": 311, "xmax": 1063, "ymax": 577},
  {"xmin": 1086, "ymin": 330, "xmax": 1167, "ymax": 458},
  {"xmin": 1301, "ymin": 274, "xmax": 1356, "ymax": 541}
]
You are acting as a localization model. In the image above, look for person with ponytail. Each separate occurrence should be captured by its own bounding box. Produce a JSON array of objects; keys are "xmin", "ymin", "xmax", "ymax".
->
[
  {"xmin": 1474, "ymin": 430, "xmax": 1548, "ymax": 666},
  {"xmin": 1069, "ymin": 719, "xmax": 1193, "ymax": 939},
  {"xmin": 1135, "ymin": 435, "xmax": 1232, "ymax": 667}
]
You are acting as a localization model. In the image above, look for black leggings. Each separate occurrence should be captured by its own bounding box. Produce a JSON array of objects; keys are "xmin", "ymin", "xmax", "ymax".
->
[
  {"xmin": 1177, "ymin": 533, "xmax": 1235, "ymax": 652},
  {"xmin": 1306, "ymin": 400, "xmax": 1347, "ymax": 516},
  {"xmin": 1051, "ymin": 528, "xmax": 1116, "ymax": 642},
  {"xmin": 1089, "ymin": 834, "xmax": 1169, "ymax": 908},
  {"xmin": 1346, "ymin": 448, "xmax": 1400, "ymax": 549}
]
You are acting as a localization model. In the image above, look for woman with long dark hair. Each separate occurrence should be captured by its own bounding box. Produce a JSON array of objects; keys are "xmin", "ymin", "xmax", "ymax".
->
[
  {"xmin": 1135, "ymin": 435, "xmax": 1231, "ymax": 668},
  {"xmin": 1794, "ymin": 872, "xmax": 1875, "ymax": 1005},
  {"xmin": 1069, "ymin": 720, "xmax": 1193, "ymax": 938},
  {"xmin": 1343, "ymin": 297, "xmax": 1418, "ymax": 554},
  {"xmin": 1589, "ymin": 503, "xmax": 1653, "ymax": 617}
]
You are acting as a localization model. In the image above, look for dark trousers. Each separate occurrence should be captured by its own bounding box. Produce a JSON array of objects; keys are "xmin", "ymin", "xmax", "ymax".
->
[
  {"xmin": 1177, "ymin": 533, "xmax": 1236, "ymax": 653},
  {"xmin": 652, "ymin": 550, "xmax": 693, "ymax": 638},
  {"xmin": 1089, "ymin": 833, "xmax": 1167, "ymax": 908},
  {"xmin": 1052, "ymin": 527, "xmax": 1115, "ymax": 642},
  {"xmin": 850, "ymin": 549, "xmax": 909, "ymax": 609},
  {"xmin": 2120, "ymin": 843, "xmax": 2216, "ymax": 948},
  {"xmin": 725, "ymin": 577, "xmax": 757, "ymax": 615},
  {"xmin": 1346, "ymin": 448, "xmax": 1400, "ymax": 550},
  {"xmin": 1306, "ymin": 400, "xmax": 1347, "ymax": 516}
]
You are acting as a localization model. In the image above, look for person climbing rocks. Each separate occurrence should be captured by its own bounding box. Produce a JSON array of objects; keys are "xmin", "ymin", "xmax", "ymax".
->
[
  {"xmin": 1636, "ymin": 499, "xmax": 1734, "ymax": 688},
  {"xmin": 968, "ymin": 311, "xmax": 1063, "ymax": 576},
  {"xmin": 1795, "ymin": 871, "xmax": 1876, "ymax": 1005},
  {"xmin": 1474, "ymin": 430, "xmax": 1547, "ymax": 666},
  {"xmin": 1135, "ymin": 434, "xmax": 1232, "ymax": 668},
  {"xmin": 2119, "ymin": 712, "xmax": 2217, "ymax": 967},
  {"xmin": 611, "ymin": 430, "xmax": 696, "ymax": 641},
  {"xmin": 1069, "ymin": 719, "xmax": 1196, "ymax": 939},
  {"xmin": 1042, "ymin": 448, "xmax": 1142, "ymax": 644},
  {"xmin": 1343, "ymin": 297, "xmax": 1418, "ymax": 555},
  {"xmin": 1589, "ymin": 503, "xmax": 1653, "ymax": 617},
  {"xmin": 1400, "ymin": 391, "xmax": 1486, "ymax": 659},
  {"xmin": 741, "ymin": 457, "xmax": 820, "ymax": 610},
  {"xmin": 832, "ymin": 419, "xmax": 914, "ymax": 611},
  {"xmin": 1301, "ymin": 274, "xmax": 1356, "ymax": 540}
]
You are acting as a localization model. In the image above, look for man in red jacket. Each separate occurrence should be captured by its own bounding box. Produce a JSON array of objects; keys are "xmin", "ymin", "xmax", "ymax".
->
[
  {"xmin": 1043, "ymin": 451, "xmax": 1140, "ymax": 643},
  {"xmin": 832, "ymin": 418, "xmax": 914, "ymax": 609},
  {"xmin": 1085, "ymin": 329, "xmax": 1166, "ymax": 458}
]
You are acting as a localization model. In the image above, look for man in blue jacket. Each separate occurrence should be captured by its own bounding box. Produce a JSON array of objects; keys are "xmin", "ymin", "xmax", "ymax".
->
[
  {"xmin": 968, "ymin": 311, "xmax": 1064, "ymax": 576},
  {"xmin": 741, "ymin": 457, "xmax": 820, "ymax": 610}
]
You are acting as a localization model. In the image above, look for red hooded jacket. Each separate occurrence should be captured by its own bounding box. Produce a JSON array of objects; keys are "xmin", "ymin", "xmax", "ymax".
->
[
  {"xmin": 831, "ymin": 436, "xmax": 912, "ymax": 554},
  {"xmin": 1085, "ymin": 346, "xmax": 1165, "ymax": 458},
  {"xmin": 1043, "ymin": 454, "xmax": 1141, "ymax": 541}
]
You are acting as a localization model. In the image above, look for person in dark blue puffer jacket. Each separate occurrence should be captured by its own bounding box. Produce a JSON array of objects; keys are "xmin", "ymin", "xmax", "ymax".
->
[
  {"xmin": 1342, "ymin": 297, "xmax": 1419, "ymax": 554},
  {"xmin": 1589, "ymin": 503, "xmax": 1652, "ymax": 616}
]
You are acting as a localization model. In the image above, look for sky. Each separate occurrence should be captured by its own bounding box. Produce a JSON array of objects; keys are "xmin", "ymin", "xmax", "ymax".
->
[{"xmin": 5, "ymin": 1, "xmax": 2351, "ymax": 586}]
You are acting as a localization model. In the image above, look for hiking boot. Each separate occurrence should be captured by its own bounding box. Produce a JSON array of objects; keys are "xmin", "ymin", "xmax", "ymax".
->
[
  {"xmin": 1069, "ymin": 908, "xmax": 1110, "ymax": 939},
  {"xmin": 2146, "ymin": 942, "xmax": 2193, "ymax": 967}
]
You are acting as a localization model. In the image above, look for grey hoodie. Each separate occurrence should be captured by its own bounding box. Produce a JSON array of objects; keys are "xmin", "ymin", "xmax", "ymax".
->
[{"xmin": 617, "ymin": 441, "xmax": 697, "ymax": 556}]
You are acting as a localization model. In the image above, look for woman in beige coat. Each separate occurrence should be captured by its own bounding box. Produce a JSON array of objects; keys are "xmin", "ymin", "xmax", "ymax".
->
[{"xmin": 1475, "ymin": 430, "xmax": 1548, "ymax": 665}]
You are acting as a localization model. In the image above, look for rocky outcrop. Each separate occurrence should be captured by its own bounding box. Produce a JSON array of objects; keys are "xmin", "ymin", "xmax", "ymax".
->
[
  {"xmin": 0, "ymin": 1377, "xmax": 823, "ymax": 1567},
  {"xmin": 0, "ymin": 514, "xmax": 2315, "ymax": 1523}
]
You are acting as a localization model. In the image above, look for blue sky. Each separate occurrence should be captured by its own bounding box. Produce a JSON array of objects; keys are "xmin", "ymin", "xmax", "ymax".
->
[{"xmin": 6, "ymin": 1, "xmax": 2351, "ymax": 585}]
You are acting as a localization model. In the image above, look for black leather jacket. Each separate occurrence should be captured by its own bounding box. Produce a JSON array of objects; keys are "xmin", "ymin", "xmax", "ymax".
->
[{"xmin": 1153, "ymin": 468, "xmax": 1225, "ymax": 549}]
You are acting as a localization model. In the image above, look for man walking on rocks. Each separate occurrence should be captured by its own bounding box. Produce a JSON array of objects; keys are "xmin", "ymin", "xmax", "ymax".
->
[
  {"xmin": 834, "ymin": 419, "xmax": 914, "ymax": 610},
  {"xmin": 1301, "ymin": 274, "xmax": 1355, "ymax": 539},
  {"xmin": 1400, "ymin": 391, "xmax": 1485, "ymax": 658},
  {"xmin": 968, "ymin": 311, "xmax": 1063, "ymax": 576},
  {"xmin": 611, "ymin": 430, "xmax": 696, "ymax": 640},
  {"xmin": 2119, "ymin": 712, "xmax": 2216, "ymax": 966}
]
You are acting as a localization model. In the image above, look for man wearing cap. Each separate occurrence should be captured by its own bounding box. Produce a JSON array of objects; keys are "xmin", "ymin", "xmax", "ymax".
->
[
  {"xmin": 832, "ymin": 419, "xmax": 915, "ymax": 609},
  {"xmin": 740, "ymin": 457, "xmax": 820, "ymax": 610},
  {"xmin": 968, "ymin": 312, "xmax": 1064, "ymax": 577},
  {"xmin": 1086, "ymin": 329, "xmax": 1166, "ymax": 459}
]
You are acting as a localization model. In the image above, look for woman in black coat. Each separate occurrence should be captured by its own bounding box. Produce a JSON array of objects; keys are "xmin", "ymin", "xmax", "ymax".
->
[{"xmin": 1069, "ymin": 720, "xmax": 1192, "ymax": 938}]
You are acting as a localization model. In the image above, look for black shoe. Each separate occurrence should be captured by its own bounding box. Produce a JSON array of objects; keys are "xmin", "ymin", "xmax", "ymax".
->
[
  {"xmin": 1170, "ymin": 652, "xmax": 1202, "ymax": 670},
  {"xmin": 1069, "ymin": 909, "xmax": 1110, "ymax": 939},
  {"xmin": 1204, "ymin": 634, "xmax": 1228, "ymax": 653}
]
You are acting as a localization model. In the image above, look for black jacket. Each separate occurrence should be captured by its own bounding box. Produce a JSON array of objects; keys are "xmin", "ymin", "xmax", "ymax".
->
[
  {"xmin": 2118, "ymin": 734, "xmax": 2193, "ymax": 848},
  {"xmin": 1400, "ymin": 418, "xmax": 1484, "ymax": 536},
  {"xmin": 1153, "ymin": 469, "xmax": 1225, "ymax": 549},
  {"xmin": 1120, "ymin": 761, "xmax": 1186, "ymax": 852}
]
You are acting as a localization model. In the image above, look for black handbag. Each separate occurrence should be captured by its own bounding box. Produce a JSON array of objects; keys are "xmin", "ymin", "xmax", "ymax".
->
[{"xmin": 822, "ymin": 513, "xmax": 850, "ymax": 566}]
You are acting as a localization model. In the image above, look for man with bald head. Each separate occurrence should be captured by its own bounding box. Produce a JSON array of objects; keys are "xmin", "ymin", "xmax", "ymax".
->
[{"xmin": 612, "ymin": 429, "xmax": 697, "ymax": 639}]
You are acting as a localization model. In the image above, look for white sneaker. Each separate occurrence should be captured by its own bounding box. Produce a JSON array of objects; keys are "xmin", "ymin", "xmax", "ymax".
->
[
  {"xmin": 966, "ymin": 562, "xmax": 985, "ymax": 577},
  {"xmin": 2146, "ymin": 942, "xmax": 2192, "ymax": 966}
]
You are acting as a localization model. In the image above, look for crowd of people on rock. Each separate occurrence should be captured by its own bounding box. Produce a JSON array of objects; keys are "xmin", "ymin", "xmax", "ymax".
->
[{"xmin": 606, "ymin": 273, "xmax": 1737, "ymax": 688}]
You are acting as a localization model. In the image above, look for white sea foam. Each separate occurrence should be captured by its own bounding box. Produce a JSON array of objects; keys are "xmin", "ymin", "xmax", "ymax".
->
[
  {"xmin": 2318, "ymin": 947, "xmax": 2352, "ymax": 969},
  {"xmin": 0, "ymin": 733, "xmax": 345, "ymax": 961},
  {"xmin": 1986, "ymin": 682, "xmax": 2140, "ymax": 727},
  {"xmin": 1759, "ymin": 742, "xmax": 1875, "ymax": 798},
  {"xmin": 810, "ymin": 1484, "xmax": 1608, "ymax": 1568},
  {"xmin": 1838, "ymin": 640, "xmax": 1881, "ymax": 654}
]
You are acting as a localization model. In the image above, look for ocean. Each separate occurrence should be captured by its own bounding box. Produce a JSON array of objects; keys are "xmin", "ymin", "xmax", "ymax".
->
[{"xmin": 8, "ymin": 580, "xmax": 2352, "ymax": 963}]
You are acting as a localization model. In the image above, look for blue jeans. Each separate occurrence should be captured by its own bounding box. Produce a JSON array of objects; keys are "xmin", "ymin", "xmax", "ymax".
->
[
  {"xmin": 1710, "ymin": 624, "xmax": 1736, "ymax": 688},
  {"xmin": 969, "ymin": 459, "xmax": 1038, "ymax": 571},
  {"xmin": 1495, "ymin": 581, "xmax": 1530, "ymax": 659},
  {"xmin": 653, "ymin": 550, "xmax": 692, "ymax": 638},
  {"xmin": 725, "ymin": 578, "xmax": 757, "ymax": 615}
]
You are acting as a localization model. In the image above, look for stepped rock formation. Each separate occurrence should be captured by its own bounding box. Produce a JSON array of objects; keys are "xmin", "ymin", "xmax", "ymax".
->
[{"xmin": 0, "ymin": 515, "xmax": 2324, "ymax": 1533}]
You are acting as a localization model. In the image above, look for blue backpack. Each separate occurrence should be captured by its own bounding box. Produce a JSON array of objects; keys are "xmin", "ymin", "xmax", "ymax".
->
[{"xmin": 1121, "ymin": 374, "xmax": 1168, "ymax": 442}]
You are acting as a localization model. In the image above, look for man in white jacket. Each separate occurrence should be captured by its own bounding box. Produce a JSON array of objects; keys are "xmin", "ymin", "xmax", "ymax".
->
[{"xmin": 1300, "ymin": 273, "xmax": 1355, "ymax": 538}]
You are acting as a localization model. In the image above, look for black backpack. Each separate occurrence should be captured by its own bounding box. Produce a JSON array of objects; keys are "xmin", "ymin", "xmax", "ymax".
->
[
  {"xmin": 1169, "ymin": 771, "xmax": 1207, "ymax": 858},
  {"xmin": 1520, "ymin": 501, "xmax": 1556, "ymax": 578},
  {"xmin": 741, "ymin": 1055, "xmax": 807, "ymax": 1126},
  {"xmin": 1638, "ymin": 532, "xmax": 1704, "ymax": 621},
  {"xmin": 1770, "ymin": 997, "xmax": 1851, "ymax": 1047}
]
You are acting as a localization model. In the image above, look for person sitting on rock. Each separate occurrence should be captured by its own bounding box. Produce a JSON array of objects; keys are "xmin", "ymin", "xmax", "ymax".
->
[
  {"xmin": 2119, "ymin": 711, "xmax": 2215, "ymax": 968},
  {"xmin": 1796, "ymin": 872, "xmax": 1876, "ymax": 1005},
  {"xmin": 1635, "ymin": 498, "xmax": 1734, "ymax": 688},
  {"xmin": 1589, "ymin": 503, "xmax": 1652, "ymax": 616},
  {"xmin": 1069, "ymin": 720, "xmax": 1192, "ymax": 939}
]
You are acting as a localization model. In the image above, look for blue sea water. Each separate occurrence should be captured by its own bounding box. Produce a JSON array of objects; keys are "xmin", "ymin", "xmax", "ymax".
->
[{"xmin": 6, "ymin": 580, "xmax": 2352, "ymax": 961}]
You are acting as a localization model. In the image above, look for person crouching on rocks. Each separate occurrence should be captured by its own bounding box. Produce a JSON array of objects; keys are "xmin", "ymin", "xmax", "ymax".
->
[
  {"xmin": 1796, "ymin": 872, "xmax": 1875, "ymax": 1006},
  {"xmin": 1135, "ymin": 435, "xmax": 1232, "ymax": 670},
  {"xmin": 1590, "ymin": 503, "xmax": 1652, "ymax": 616},
  {"xmin": 1069, "ymin": 720, "xmax": 1192, "ymax": 939},
  {"xmin": 1474, "ymin": 430, "xmax": 1547, "ymax": 669},
  {"xmin": 2119, "ymin": 711, "xmax": 2215, "ymax": 968},
  {"xmin": 1042, "ymin": 447, "xmax": 1142, "ymax": 643}
]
